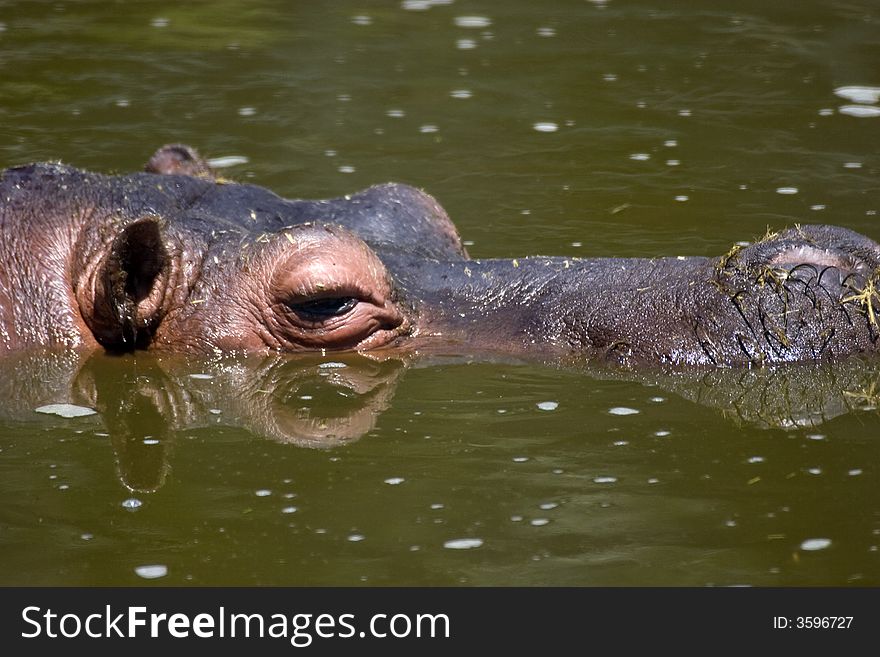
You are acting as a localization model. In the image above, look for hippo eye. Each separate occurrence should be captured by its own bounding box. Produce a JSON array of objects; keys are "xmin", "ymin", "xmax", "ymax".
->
[{"xmin": 289, "ymin": 296, "xmax": 358, "ymax": 320}]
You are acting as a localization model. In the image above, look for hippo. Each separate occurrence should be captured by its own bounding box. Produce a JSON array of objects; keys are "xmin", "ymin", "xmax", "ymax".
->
[{"xmin": 1, "ymin": 144, "xmax": 879, "ymax": 367}]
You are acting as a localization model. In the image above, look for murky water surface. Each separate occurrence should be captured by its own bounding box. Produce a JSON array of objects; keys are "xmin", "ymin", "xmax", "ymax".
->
[{"xmin": 1, "ymin": 0, "xmax": 879, "ymax": 585}]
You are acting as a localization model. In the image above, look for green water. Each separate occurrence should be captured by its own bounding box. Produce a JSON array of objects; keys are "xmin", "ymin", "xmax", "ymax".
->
[{"xmin": 1, "ymin": 0, "xmax": 878, "ymax": 586}]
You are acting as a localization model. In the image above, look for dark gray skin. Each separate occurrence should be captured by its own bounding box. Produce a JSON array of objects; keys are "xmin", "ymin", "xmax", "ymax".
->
[{"xmin": 1, "ymin": 144, "xmax": 879, "ymax": 367}]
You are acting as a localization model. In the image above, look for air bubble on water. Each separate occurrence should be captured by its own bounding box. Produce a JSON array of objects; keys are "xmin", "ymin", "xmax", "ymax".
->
[
  {"xmin": 675, "ymin": 195, "xmax": 689, "ymax": 202},
  {"xmin": 351, "ymin": 15, "xmax": 372, "ymax": 25},
  {"xmin": 649, "ymin": 396, "xmax": 665, "ymax": 403},
  {"xmin": 571, "ymin": 241, "xmax": 582, "ymax": 247},
  {"xmin": 208, "ymin": 409, "xmax": 222, "ymax": 415},
  {"xmin": 800, "ymin": 537, "xmax": 831, "ymax": 551},
  {"xmin": 238, "ymin": 107, "xmax": 256, "ymax": 117},
  {"xmin": 122, "ymin": 498, "xmax": 142, "ymax": 510},
  {"xmin": 420, "ymin": 124, "xmax": 439, "ymax": 133},
  {"xmin": 384, "ymin": 477, "xmax": 405, "ymax": 485},
  {"xmin": 454, "ymin": 16, "xmax": 491, "ymax": 28},
  {"xmin": 530, "ymin": 518, "xmax": 550, "ymax": 526},
  {"xmin": 255, "ymin": 489, "xmax": 272, "ymax": 497},
  {"xmin": 319, "ymin": 361, "xmax": 347, "ymax": 369},
  {"xmin": 81, "ymin": 533, "xmax": 93, "ymax": 541},
  {"xmin": 510, "ymin": 515, "xmax": 523, "ymax": 522},
  {"xmin": 35, "ymin": 404, "xmax": 97, "ymax": 418},
  {"xmin": 810, "ymin": 204, "xmax": 826, "ymax": 211},
  {"xmin": 843, "ymin": 162, "xmax": 863, "ymax": 169},
  {"xmin": 613, "ymin": 440, "xmax": 629, "ymax": 446},
  {"xmin": 647, "ymin": 478, "xmax": 659, "ymax": 484},
  {"xmin": 188, "ymin": 373, "xmax": 213, "ymax": 380},
  {"xmin": 664, "ymin": 139, "xmax": 678, "ymax": 147},
  {"xmin": 431, "ymin": 503, "xmax": 445, "ymax": 510},
  {"xmin": 654, "ymin": 430, "xmax": 671, "ymax": 437},
  {"xmin": 57, "ymin": 484, "xmax": 69, "ymax": 491},
  {"xmin": 807, "ymin": 468, "xmax": 822, "ymax": 475},
  {"xmin": 281, "ymin": 506, "xmax": 298, "ymax": 514},
  {"xmin": 338, "ymin": 165, "xmax": 356, "ymax": 173},
  {"xmin": 450, "ymin": 89, "xmax": 472, "ymax": 99},
  {"xmin": 283, "ymin": 492, "xmax": 297, "ymax": 499},
  {"xmin": 386, "ymin": 109, "xmax": 405, "ymax": 118},
  {"xmin": 206, "ymin": 155, "xmax": 249, "ymax": 169},
  {"xmin": 443, "ymin": 538, "xmax": 483, "ymax": 549},
  {"xmin": 457, "ymin": 38, "xmax": 477, "ymax": 49},
  {"xmin": 848, "ymin": 469, "xmax": 863, "ymax": 476},
  {"xmin": 533, "ymin": 122, "xmax": 558, "ymax": 132},
  {"xmin": 552, "ymin": 468, "xmax": 564, "ymax": 475},
  {"xmin": 539, "ymin": 502, "xmax": 559, "ymax": 510},
  {"xmin": 135, "ymin": 564, "xmax": 168, "ymax": 579},
  {"xmin": 348, "ymin": 534, "xmax": 365, "ymax": 542},
  {"xmin": 537, "ymin": 27, "xmax": 556, "ymax": 37},
  {"xmin": 537, "ymin": 401, "xmax": 558, "ymax": 411},
  {"xmin": 776, "ymin": 187, "xmax": 798, "ymax": 195},
  {"xmin": 747, "ymin": 456, "xmax": 765, "ymax": 463},
  {"xmin": 512, "ymin": 456, "xmax": 529, "ymax": 462},
  {"xmin": 497, "ymin": 409, "xmax": 507, "ymax": 414},
  {"xmin": 838, "ymin": 105, "xmax": 880, "ymax": 118},
  {"xmin": 833, "ymin": 86, "xmax": 880, "ymax": 104},
  {"xmin": 150, "ymin": 17, "xmax": 169, "ymax": 28},
  {"xmin": 818, "ymin": 108, "xmax": 834, "ymax": 116},
  {"xmin": 807, "ymin": 434, "xmax": 825, "ymax": 441},
  {"xmin": 143, "ymin": 438, "xmax": 159, "ymax": 445},
  {"xmin": 678, "ymin": 109, "xmax": 692, "ymax": 117},
  {"xmin": 725, "ymin": 519, "xmax": 737, "ymax": 527},
  {"xmin": 629, "ymin": 153, "xmax": 650, "ymax": 161},
  {"xmin": 116, "ymin": 99, "xmax": 129, "ymax": 108},
  {"xmin": 666, "ymin": 159, "xmax": 680, "ymax": 166},
  {"xmin": 593, "ymin": 476, "xmax": 618, "ymax": 484},
  {"xmin": 609, "ymin": 407, "xmax": 639, "ymax": 416}
]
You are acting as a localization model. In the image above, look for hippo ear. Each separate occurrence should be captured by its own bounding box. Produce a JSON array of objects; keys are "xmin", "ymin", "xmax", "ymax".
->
[{"xmin": 87, "ymin": 217, "xmax": 169, "ymax": 350}]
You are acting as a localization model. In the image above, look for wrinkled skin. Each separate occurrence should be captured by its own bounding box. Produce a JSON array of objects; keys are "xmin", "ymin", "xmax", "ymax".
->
[{"xmin": 1, "ymin": 144, "xmax": 879, "ymax": 367}]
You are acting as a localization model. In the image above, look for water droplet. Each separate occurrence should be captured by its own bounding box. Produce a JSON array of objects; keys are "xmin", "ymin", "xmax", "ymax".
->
[
  {"xmin": 593, "ymin": 476, "xmax": 618, "ymax": 484},
  {"xmin": 810, "ymin": 204, "xmax": 826, "ymax": 211},
  {"xmin": 443, "ymin": 538, "xmax": 483, "ymax": 549},
  {"xmin": 135, "ymin": 564, "xmax": 168, "ymax": 579},
  {"xmin": 747, "ymin": 456, "xmax": 765, "ymax": 463},
  {"xmin": 833, "ymin": 85, "xmax": 880, "ymax": 104},
  {"xmin": 35, "ymin": 404, "xmax": 97, "ymax": 418},
  {"xmin": 431, "ymin": 503, "xmax": 445, "ymax": 510},
  {"xmin": 338, "ymin": 165, "xmax": 356, "ymax": 173},
  {"xmin": 81, "ymin": 533, "xmax": 94, "ymax": 541},
  {"xmin": 454, "ymin": 16, "xmax": 491, "ymax": 28},
  {"xmin": 450, "ymin": 89, "xmax": 472, "ymax": 99},
  {"xmin": 666, "ymin": 159, "xmax": 680, "ymax": 166},
  {"xmin": 539, "ymin": 502, "xmax": 559, "ymax": 510},
  {"xmin": 510, "ymin": 515, "xmax": 523, "ymax": 522},
  {"xmin": 351, "ymin": 15, "xmax": 372, "ymax": 25},
  {"xmin": 678, "ymin": 109, "xmax": 692, "ymax": 117},
  {"xmin": 151, "ymin": 17, "xmax": 169, "ymax": 28},
  {"xmin": 238, "ymin": 107, "xmax": 256, "ymax": 117},
  {"xmin": 664, "ymin": 139, "xmax": 678, "ymax": 147},
  {"xmin": 603, "ymin": 73, "xmax": 618, "ymax": 82},
  {"xmin": 281, "ymin": 506, "xmax": 298, "ymax": 514},
  {"xmin": 456, "ymin": 38, "xmax": 477, "ymax": 49},
  {"xmin": 530, "ymin": 518, "xmax": 550, "ymax": 526},
  {"xmin": 512, "ymin": 456, "xmax": 529, "ymax": 463},
  {"xmin": 384, "ymin": 477, "xmax": 405, "ymax": 485},
  {"xmin": 674, "ymin": 195, "xmax": 689, "ymax": 202},
  {"xmin": 844, "ymin": 162, "xmax": 863, "ymax": 169},
  {"xmin": 255, "ymin": 489, "xmax": 272, "ymax": 497},
  {"xmin": 807, "ymin": 434, "xmax": 825, "ymax": 441},
  {"xmin": 420, "ymin": 124, "xmax": 439, "ymax": 133},
  {"xmin": 800, "ymin": 537, "xmax": 831, "ymax": 551},
  {"xmin": 536, "ymin": 27, "xmax": 556, "ymax": 37},
  {"xmin": 206, "ymin": 155, "xmax": 249, "ymax": 169},
  {"xmin": 386, "ymin": 109, "xmax": 405, "ymax": 118},
  {"xmin": 629, "ymin": 153, "xmax": 650, "ymax": 161},
  {"xmin": 348, "ymin": 534, "xmax": 365, "ymax": 542},
  {"xmin": 776, "ymin": 187, "xmax": 798, "ymax": 195},
  {"xmin": 608, "ymin": 407, "xmax": 639, "ymax": 415},
  {"xmin": 536, "ymin": 401, "xmax": 558, "ymax": 411},
  {"xmin": 848, "ymin": 469, "xmax": 863, "ymax": 476},
  {"xmin": 838, "ymin": 105, "xmax": 880, "ymax": 118},
  {"xmin": 533, "ymin": 121, "xmax": 558, "ymax": 133}
]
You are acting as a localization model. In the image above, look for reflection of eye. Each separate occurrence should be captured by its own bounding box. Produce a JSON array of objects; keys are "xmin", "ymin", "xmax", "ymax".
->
[{"xmin": 289, "ymin": 296, "xmax": 358, "ymax": 320}]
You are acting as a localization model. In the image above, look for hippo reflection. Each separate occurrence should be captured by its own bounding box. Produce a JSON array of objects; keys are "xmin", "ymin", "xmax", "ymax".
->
[
  {"xmin": 1, "ymin": 144, "xmax": 879, "ymax": 366},
  {"xmin": 3, "ymin": 350, "xmax": 880, "ymax": 492}
]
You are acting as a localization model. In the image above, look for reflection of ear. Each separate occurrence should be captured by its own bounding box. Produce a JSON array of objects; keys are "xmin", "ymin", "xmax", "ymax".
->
[{"xmin": 87, "ymin": 218, "xmax": 168, "ymax": 350}]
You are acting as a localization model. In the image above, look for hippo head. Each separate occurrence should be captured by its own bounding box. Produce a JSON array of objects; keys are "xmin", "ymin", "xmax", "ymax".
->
[{"xmin": 4, "ymin": 143, "xmax": 880, "ymax": 366}]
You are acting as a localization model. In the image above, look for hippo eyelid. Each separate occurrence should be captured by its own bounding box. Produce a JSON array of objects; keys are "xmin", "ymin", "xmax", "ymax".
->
[{"xmin": 286, "ymin": 296, "xmax": 359, "ymax": 320}]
